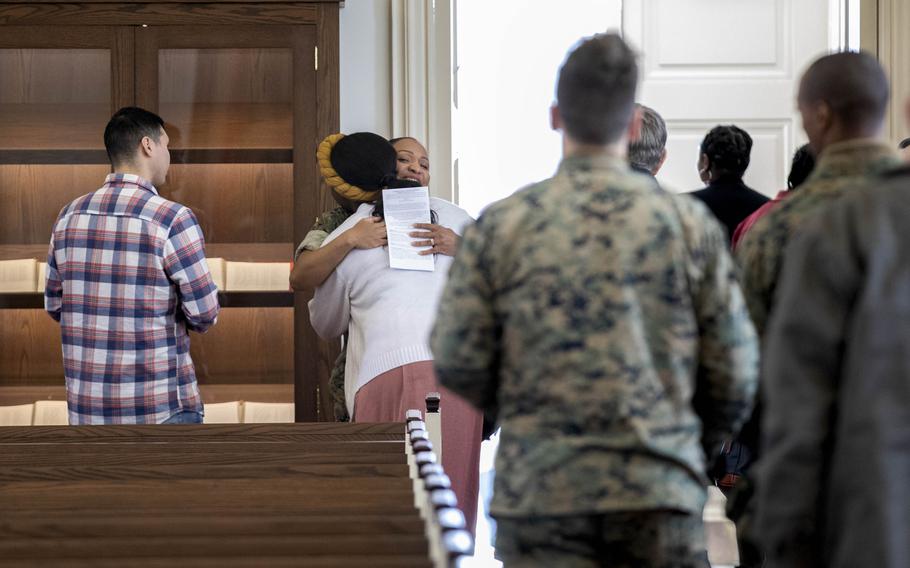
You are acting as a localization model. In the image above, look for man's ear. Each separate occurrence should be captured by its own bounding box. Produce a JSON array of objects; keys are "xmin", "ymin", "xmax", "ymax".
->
[
  {"xmin": 816, "ymin": 101, "xmax": 833, "ymax": 133},
  {"xmin": 626, "ymin": 106, "xmax": 643, "ymax": 142},
  {"xmin": 550, "ymin": 104, "xmax": 561, "ymax": 132},
  {"xmin": 654, "ymin": 148, "xmax": 668, "ymax": 175},
  {"xmin": 139, "ymin": 136, "xmax": 154, "ymax": 158}
]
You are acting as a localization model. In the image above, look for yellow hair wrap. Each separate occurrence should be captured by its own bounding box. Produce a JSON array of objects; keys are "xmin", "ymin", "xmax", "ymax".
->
[{"xmin": 316, "ymin": 133, "xmax": 381, "ymax": 203}]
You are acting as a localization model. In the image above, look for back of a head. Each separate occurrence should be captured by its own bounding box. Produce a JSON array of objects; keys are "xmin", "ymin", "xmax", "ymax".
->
[
  {"xmin": 628, "ymin": 104, "xmax": 667, "ymax": 173},
  {"xmin": 800, "ymin": 51, "xmax": 889, "ymax": 133},
  {"xmin": 701, "ymin": 125, "xmax": 753, "ymax": 178},
  {"xmin": 787, "ymin": 144, "xmax": 816, "ymax": 189},
  {"xmin": 330, "ymin": 132, "xmax": 399, "ymax": 191},
  {"xmin": 556, "ymin": 33, "xmax": 638, "ymax": 145},
  {"xmin": 104, "ymin": 107, "xmax": 165, "ymax": 167}
]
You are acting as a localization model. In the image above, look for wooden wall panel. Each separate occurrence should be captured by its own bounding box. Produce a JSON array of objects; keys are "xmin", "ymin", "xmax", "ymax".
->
[
  {"xmin": 161, "ymin": 163, "xmax": 293, "ymax": 243},
  {"xmin": 0, "ymin": 165, "xmax": 111, "ymax": 244}
]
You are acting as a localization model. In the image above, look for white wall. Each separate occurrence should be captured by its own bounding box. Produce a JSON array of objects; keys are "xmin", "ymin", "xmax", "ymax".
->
[{"xmin": 339, "ymin": 0, "xmax": 392, "ymax": 136}]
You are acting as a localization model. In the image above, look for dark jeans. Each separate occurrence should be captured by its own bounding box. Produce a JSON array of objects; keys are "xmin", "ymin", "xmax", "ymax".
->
[
  {"xmin": 162, "ymin": 410, "xmax": 203, "ymax": 424},
  {"xmin": 495, "ymin": 510, "xmax": 710, "ymax": 568}
]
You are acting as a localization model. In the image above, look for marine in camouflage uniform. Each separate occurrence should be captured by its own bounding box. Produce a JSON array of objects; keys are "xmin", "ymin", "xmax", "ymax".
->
[
  {"xmin": 431, "ymin": 153, "xmax": 759, "ymax": 567},
  {"xmin": 736, "ymin": 139, "xmax": 900, "ymax": 336},
  {"xmin": 726, "ymin": 139, "xmax": 900, "ymax": 550},
  {"xmin": 296, "ymin": 206, "xmax": 353, "ymax": 422}
]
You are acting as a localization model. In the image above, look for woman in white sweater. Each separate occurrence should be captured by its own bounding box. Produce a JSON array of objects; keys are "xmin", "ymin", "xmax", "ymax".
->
[{"xmin": 308, "ymin": 132, "xmax": 482, "ymax": 533}]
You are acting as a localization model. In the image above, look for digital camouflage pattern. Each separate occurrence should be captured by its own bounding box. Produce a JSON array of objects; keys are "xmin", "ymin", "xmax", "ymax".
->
[
  {"xmin": 735, "ymin": 139, "xmax": 901, "ymax": 336},
  {"xmin": 496, "ymin": 511, "xmax": 709, "ymax": 568},
  {"xmin": 431, "ymin": 154, "xmax": 758, "ymax": 517},
  {"xmin": 295, "ymin": 205, "xmax": 352, "ymax": 421}
]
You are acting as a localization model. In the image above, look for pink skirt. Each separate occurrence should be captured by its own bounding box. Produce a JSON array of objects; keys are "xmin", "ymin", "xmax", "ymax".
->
[{"xmin": 353, "ymin": 360, "xmax": 482, "ymax": 534}]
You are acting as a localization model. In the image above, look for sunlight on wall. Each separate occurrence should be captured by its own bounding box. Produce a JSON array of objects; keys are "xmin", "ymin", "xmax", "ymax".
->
[{"xmin": 454, "ymin": 0, "xmax": 623, "ymax": 217}]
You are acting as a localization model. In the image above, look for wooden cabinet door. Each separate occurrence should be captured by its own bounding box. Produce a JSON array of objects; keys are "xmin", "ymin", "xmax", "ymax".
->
[{"xmin": 134, "ymin": 25, "xmax": 329, "ymax": 420}]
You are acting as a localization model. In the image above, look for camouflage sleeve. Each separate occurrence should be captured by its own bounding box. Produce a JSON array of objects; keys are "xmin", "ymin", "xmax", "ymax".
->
[
  {"xmin": 430, "ymin": 216, "xmax": 501, "ymax": 415},
  {"xmin": 754, "ymin": 199, "xmax": 857, "ymax": 563},
  {"xmin": 734, "ymin": 216, "xmax": 774, "ymax": 336},
  {"xmin": 678, "ymin": 197, "xmax": 760, "ymax": 458},
  {"xmin": 294, "ymin": 207, "xmax": 352, "ymax": 260}
]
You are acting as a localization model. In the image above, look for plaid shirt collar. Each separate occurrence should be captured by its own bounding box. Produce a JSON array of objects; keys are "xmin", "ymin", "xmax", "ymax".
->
[{"xmin": 104, "ymin": 173, "xmax": 159, "ymax": 195}]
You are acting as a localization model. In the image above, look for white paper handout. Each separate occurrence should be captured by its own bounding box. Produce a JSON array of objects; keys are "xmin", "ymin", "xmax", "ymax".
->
[{"xmin": 383, "ymin": 187, "xmax": 435, "ymax": 271}]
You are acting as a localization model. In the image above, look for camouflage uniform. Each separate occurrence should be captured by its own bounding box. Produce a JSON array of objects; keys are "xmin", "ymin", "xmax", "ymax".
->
[
  {"xmin": 431, "ymin": 154, "xmax": 758, "ymax": 565},
  {"xmin": 727, "ymin": 140, "xmax": 900, "ymax": 562},
  {"xmin": 736, "ymin": 139, "xmax": 901, "ymax": 336},
  {"xmin": 296, "ymin": 206, "xmax": 352, "ymax": 422}
]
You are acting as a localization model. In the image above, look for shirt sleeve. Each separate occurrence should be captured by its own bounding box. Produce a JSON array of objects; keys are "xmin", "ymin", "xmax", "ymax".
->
[
  {"xmin": 680, "ymin": 198, "xmax": 760, "ymax": 458},
  {"xmin": 754, "ymin": 203, "xmax": 857, "ymax": 564},
  {"xmin": 430, "ymin": 215, "xmax": 501, "ymax": 415},
  {"xmin": 163, "ymin": 208, "xmax": 220, "ymax": 333},
  {"xmin": 44, "ymin": 231, "xmax": 63, "ymax": 322},
  {"xmin": 308, "ymin": 261, "xmax": 351, "ymax": 340}
]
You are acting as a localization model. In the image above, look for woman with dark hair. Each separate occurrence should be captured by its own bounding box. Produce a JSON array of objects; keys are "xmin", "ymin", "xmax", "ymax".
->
[
  {"xmin": 308, "ymin": 132, "xmax": 482, "ymax": 533},
  {"xmin": 731, "ymin": 144, "xmax": 816, "ymax": 250},
  {"xmin": 690, "ymin": 125, "xmax": 770, "ymax": 240}
]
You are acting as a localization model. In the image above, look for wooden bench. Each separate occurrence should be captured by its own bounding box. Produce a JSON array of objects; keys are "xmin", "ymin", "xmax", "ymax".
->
[{"xmin": 0, "ymin": 420, "xmax": 470, "ymax": 567}]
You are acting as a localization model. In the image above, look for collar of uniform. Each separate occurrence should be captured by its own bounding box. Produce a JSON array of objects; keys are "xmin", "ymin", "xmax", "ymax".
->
[
  {"xmin": 103, "ymin": 173, "xmax": 159, "ymax": 195},
  {"xmin": 809, "ymin": 138, "xmax": 899, "ymax": 183},
  {"xmin": 557, "ymin": 153, "xmax": 629, "ymax": 176}
]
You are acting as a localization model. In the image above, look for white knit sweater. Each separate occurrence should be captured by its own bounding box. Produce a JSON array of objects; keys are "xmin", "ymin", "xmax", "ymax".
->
[{"xmin": 308, "ymin": 198, "xmax": 473, "ymax": 417}]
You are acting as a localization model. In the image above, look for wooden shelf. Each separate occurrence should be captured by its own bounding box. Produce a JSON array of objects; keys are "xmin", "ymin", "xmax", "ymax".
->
[
  {"xmin": 0, "ymin": 103, "xmax": 109, "ymax": 150},
  {"xmin": 0, "ymin": 243, "xmax": 293, "ymax": 261},
  {"xmin": 162, "ymin": 103, "xmax": 292, "ymax": 149},
  {"xmin": 0, "ymin": 103, "xmax": 292, "ymax": 164},
  {"xmin": 0, "ymin": 290, "xmax": 292, "ymax": 309},
  {"xmin": 0, "ymin": 384, "xmax": 294, "ymax": 407}
]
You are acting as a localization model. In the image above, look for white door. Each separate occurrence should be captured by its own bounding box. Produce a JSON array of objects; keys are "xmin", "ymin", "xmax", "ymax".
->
[{"xmin": 623, "ymin": 0, "xmax": 833, "ymax": 196}]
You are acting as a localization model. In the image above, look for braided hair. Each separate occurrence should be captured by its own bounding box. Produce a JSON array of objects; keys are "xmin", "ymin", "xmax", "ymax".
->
[{"xmin": 700, "ymin": 125, "xmax": 753, "ymax": 179}]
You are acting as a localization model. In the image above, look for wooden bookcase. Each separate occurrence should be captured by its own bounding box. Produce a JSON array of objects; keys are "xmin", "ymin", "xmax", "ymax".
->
[{"xmin": 0, "ymin": 1, "xmax": 341, "ymax": 421}]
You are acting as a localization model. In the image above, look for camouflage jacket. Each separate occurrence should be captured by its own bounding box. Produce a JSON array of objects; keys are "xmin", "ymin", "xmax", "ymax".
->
[
  {"xmin": 431, "ymin": 154, "xmax": 759, "ymax": 517},
  {"xmin": 735, "ymin": 139, "xmax": 901, "ymax": 336},
  {"xmin": 295, "ymin": 206, "xmax": 352, "ymax": 421},
  {"xmin": 294, "ymin": 206, "xmax": 352, "ymax": 259}
]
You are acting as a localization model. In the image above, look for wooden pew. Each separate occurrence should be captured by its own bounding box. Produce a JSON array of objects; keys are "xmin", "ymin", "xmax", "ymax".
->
[{"xmin": 0, "ymin": 421, "xmax": 468, "ymax": 567}]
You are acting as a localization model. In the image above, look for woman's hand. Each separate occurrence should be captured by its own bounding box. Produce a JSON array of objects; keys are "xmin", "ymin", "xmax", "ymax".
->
[
  {"xmin": 344, "ymin": 217, "xmax": 388, "ymax": 249},
  {"xmin": 410, "ymin": 223, "xmax": 460, "ymax": 257}
]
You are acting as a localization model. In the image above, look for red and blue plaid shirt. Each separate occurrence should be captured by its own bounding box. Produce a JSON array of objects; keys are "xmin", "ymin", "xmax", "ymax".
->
[{"xmin": 45, "ymin": 173, "xmax": 220, "ymax": 424}]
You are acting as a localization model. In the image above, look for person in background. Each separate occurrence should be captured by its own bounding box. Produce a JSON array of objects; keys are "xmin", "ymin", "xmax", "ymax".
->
[
  {"xmin": 730, "ymin": 50, "xmax": 900, "ymax": 566},
  {"xmin": 290, "ymin": 135, "xmax": 457, "ymax": 422},
  {"xmin": 45, "ymin": 107, "xmax": 219, "ymax": 425},
  {"xmin": 754, "ymin": 161, "xmax": 910, "ymax": 568},
  {"xmin": 628, "ymin": 103, "xmax": 668, "ymax": 177},
  {"xmin": 308, "ymin": 132, "xmax": 482, "ymax": 534},
  {"xmin": 431, "ymin": 33, "xmax": 758, "ymax": 567},
  {"xmin": 731, "ymin": 144, "xmax": 815, "ymax": 250},
  {"xmin": 689, "ymin": 125, "xmax": 769, "ymax": 239}
]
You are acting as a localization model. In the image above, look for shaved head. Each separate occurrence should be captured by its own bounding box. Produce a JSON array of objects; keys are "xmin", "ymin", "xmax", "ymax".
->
[{"xmin": 799, "ymin": 51, "xmax": 889, "ymax": 132}]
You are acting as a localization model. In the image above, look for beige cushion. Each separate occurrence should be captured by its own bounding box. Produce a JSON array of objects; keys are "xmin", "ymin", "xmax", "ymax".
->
[
  {"xmin": 203, "ymin": 401, "xmax": 242, "ymax": 424},
  {"xmin": 0, "ymin": 403, "xmax": 35, "ymax": 426},
  {"xmin": 33, "ymin": 400, "xmax": 69, "ymax": 425},
  {"xmin": 206, "ymin": 257, "xmax": 226, "ymax": 291},
  {"xmin": 242, "ymin": 402, "xmax": 294, "ymax": 423},
  {"xmin": 0, "ymin": 259, "xmax": 38, "ymax": 292},
  {"xmin": 225, "ymin": 262, "xmax": 290, "ymax": 291}
]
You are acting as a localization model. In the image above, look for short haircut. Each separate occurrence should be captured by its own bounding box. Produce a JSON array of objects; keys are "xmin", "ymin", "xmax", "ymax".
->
[
  {"xmin": 103, "ymin": 107, "xmax": 165, "ymax": 167},
  {"xmin": 799, "ymin": 51, "xmax": 889, "ymax": 131},
  {"xmin": 788, "ymin": 144, "xmax": 816, "ymax": 189},
  {"xmin": 556, "ymin": 33, "xmax": 638, "ymax": 145},
  {"xmin": 700, "ymin": 125, "xmax": 753, "ymax": 178},
  {"xmin": 628, "ymin": 104, "xmax": 667, "ymax": 172}
]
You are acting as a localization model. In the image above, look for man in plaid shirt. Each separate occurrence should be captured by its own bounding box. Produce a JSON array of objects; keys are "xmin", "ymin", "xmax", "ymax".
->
[{"xmin": 45, "ymin": 107, "xmax": 220, "ymax": 425}]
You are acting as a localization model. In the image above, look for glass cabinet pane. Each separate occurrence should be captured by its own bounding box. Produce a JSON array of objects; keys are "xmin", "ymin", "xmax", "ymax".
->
[
  {"xmin": 158, "ymin": 48, "xmax": 293, "ymax": 150},
  {"xmin": 0, "ymin": 49, "xmax": 111, "ymax": 149}
]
